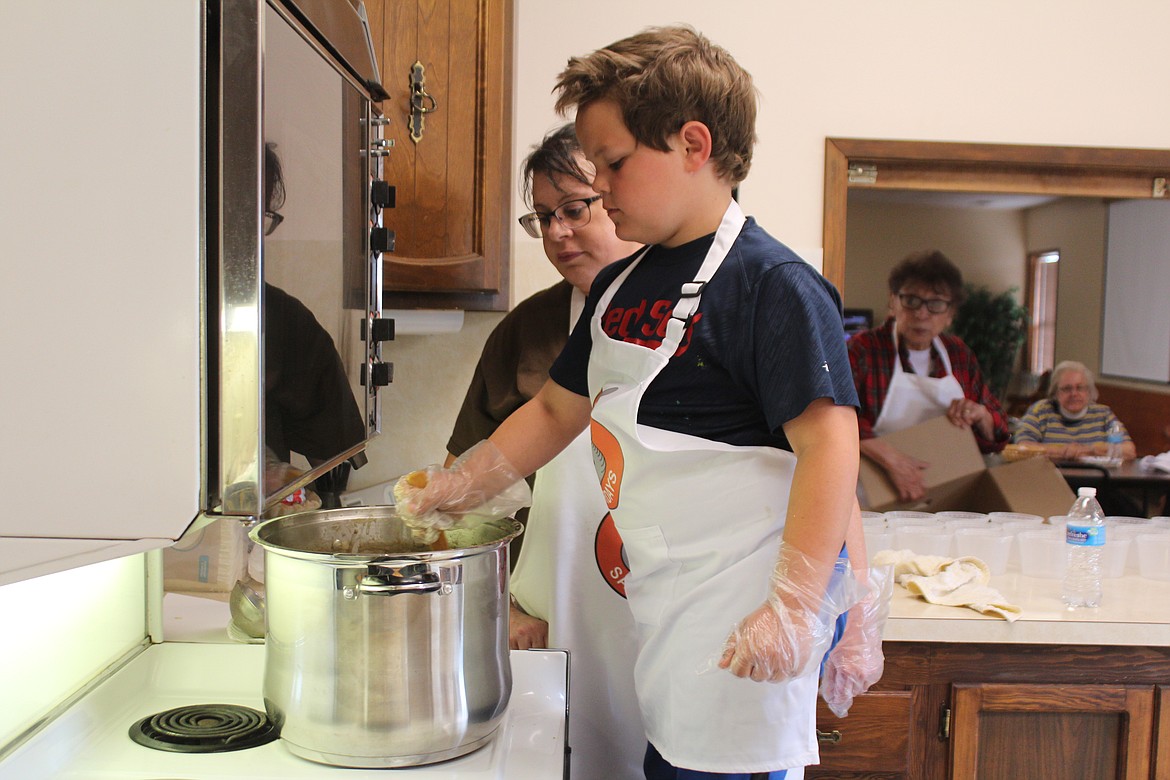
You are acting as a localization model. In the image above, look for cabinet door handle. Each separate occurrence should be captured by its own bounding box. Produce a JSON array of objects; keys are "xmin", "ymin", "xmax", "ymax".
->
[{"xmin": 816, "ymin": 729, "xmax": 842, "ymax": 745}]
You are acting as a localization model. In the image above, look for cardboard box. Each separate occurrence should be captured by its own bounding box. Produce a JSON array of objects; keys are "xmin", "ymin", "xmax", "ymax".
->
[{"xmin": 859, "ymin": 415, "xmax": 1075, "ymax": 516}]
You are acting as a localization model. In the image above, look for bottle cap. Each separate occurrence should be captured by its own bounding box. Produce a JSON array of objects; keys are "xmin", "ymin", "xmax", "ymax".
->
[{"xmin": 1078, "ymin": 487, "xmax": 1098, "ymax": 497}]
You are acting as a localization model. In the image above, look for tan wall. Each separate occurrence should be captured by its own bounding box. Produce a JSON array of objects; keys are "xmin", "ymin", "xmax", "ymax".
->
[
  {"xmin": 843, "ymin": 201, "xmax": 1028, "ymax": 319},
  {"xmin": 1023, "ymin": 199, "xmax": 1109, "ymax": 373}
]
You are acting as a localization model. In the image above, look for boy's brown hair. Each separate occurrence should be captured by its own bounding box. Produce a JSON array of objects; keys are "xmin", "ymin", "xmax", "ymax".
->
[{"xmin": 554, "ymin": 26, "xmax": 757, "ymax": 184}]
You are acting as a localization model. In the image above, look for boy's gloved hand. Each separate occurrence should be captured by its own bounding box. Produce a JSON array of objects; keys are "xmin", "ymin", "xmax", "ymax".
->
[
  {"xmin": 819, "ymin": 566, "xmax": 893, "ymax": 717},
  {"xmin": 719, "ymin": 542, "xmax": 858, "ymax": 683},
  {"xmin": 392, "ymin": 440, "xmax": 530, "ymax": 544}
]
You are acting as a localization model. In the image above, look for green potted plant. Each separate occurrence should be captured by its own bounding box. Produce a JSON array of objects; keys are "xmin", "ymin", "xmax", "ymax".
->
[{"xmin": 950, "ymin": 284, "xmax": 1028, "ymax": 400}]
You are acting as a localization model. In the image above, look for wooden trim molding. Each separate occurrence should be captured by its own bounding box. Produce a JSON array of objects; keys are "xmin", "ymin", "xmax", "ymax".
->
[{"xmin": 821, "ymin": 138, "xmax": 1170, "ymax": 295}]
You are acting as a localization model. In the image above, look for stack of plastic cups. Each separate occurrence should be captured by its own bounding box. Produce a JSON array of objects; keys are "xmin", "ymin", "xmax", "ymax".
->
[
  {"xmin": 1136, "ymin": 518, "xmax": 1170, "ymax": 580},
  {"xmin": 1017, "ymin": 523, "xmax": 1067, "ymax": 579},
  {"xmin": 936, "ymin": 511, "xmax": 989, "ymax": 525},
  {"xmin": 953, "ymin": 526, "xmax": 1012, "ymax": 575},
  {"xmin": 1105, "ymin": 516, "xmax": 1150, "ymax": 577},
  {"xmin": 893, "ymin": 523, "xmax": 952, "ymax": 557},
  {"xmin": 984, "ymin": 513, "xmax": 1045, "ymax": 572},
  {"xmin": 861, "ymin": 511, "xmax": 892, "ymax": 564}
]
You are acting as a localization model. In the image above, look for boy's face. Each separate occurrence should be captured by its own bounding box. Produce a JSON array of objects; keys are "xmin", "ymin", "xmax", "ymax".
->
[{"xmin": 575, "ymin": 99, "xmax": 690, "ymax": 247}]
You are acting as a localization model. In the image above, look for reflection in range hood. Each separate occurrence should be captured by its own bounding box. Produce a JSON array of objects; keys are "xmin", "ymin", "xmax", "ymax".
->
[
  {"xmin": 282, "ymin": 0, "xmax": 390, "ymax": 101},
  {"xmin": 211, "ymin": 0, "xmax": 394, "ymax": 519}
]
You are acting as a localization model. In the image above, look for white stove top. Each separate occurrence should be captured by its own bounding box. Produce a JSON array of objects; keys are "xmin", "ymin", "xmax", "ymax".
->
[{"xmin": 0, "ymin": 642, "xmax": 568, "ymax": 779}]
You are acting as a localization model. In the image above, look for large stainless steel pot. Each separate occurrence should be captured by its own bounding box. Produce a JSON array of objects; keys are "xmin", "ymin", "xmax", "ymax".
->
[{"xmin": 249, "ymin": 506, "xmax": 522, "ymax": 767}]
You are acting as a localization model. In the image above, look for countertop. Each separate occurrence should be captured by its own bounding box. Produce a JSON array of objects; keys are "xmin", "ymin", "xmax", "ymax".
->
[
  {"xmin": 168, "ymin": 573, "xmax": 1170, "ymax": 652},
  {"xmin": 885, "ymin": 572, "xmax": 1170, "ymax": 646}
]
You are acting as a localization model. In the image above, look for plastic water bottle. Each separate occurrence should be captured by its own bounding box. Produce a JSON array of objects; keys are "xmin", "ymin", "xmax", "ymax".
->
[
  {"xmin": 1105, "ymin": 421, "xmax": 1124, "ymax": 467},
  {"xmin": 1062, "ymin": 486, "xmax": 1105, "ymax": 608}
]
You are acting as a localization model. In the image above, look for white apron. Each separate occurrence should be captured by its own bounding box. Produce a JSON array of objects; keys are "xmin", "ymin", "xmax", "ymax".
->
[
  {"xmin": 510, "ymin": 289, "xmax": 645, "ymax": 780},
  {"xmin": 872, "ymin": 330, "xmax": 965, "ymax": 436},
  {"xmin": 586, "ymin": 200, "xmax": 815, "ymax": 774}
]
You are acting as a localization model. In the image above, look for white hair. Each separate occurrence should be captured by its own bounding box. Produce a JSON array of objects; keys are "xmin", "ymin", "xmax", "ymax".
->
[{"xmin": 1048, "ymin": 360, "xmax": 1098, "ymax": 402}]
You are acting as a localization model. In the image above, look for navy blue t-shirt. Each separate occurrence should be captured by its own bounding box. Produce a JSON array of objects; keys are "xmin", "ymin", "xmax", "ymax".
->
[{"xmin": 549, "ymin": 218, "xmax": 858, "ymax": 451}]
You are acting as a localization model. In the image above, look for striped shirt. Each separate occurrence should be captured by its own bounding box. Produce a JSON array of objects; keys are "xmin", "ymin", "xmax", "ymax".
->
[{"xmin": 1013, "ymin": 399, "xmax": 1131, "ymax": 448}]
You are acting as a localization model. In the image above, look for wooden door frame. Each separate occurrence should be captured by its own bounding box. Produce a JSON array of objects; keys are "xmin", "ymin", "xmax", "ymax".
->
[{"xmin": 821, "ymin": 139, "xmax": 1170, "ymax": 295}]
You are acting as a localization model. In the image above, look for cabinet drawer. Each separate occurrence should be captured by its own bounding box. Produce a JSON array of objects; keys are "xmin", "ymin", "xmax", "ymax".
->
[{"xmin": 810, "ymin": 691, "xmax": 913, "ymax": 773}]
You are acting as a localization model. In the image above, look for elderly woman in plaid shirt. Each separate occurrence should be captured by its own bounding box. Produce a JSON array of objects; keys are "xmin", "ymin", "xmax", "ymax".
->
[{"xmin": 848, "ymin": 250, "xmax": 1008, "ymax": 502}]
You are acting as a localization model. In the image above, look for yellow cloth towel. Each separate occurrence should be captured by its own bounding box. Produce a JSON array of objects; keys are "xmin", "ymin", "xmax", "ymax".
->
[{"xmin": 872, "ymin": 549, "xmax": 1022, "ymax": 622}]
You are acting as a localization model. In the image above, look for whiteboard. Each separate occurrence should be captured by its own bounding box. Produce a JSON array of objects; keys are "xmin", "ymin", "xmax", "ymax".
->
[{"xmin": 1101, "ymin": 200, "xmax": 1170, "ymax": 382}]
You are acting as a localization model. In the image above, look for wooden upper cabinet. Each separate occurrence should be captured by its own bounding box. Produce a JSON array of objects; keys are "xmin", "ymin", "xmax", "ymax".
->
[{"xmin": 364, "ymin": 0, "xmax": 513, "ymax": 311}]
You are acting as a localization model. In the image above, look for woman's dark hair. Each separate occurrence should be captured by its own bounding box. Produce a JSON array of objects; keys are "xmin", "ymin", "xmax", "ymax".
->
[
  {"xmin": 520, "ymin": 123, "xmax": 592, "ymax": 208},
  {"xmin": 265, "ymin": 142, "xmax": 286, "ymax": 212},
  {"xmin": 887, "ymin": 249, "xmax": 966, "ymax": 304}
]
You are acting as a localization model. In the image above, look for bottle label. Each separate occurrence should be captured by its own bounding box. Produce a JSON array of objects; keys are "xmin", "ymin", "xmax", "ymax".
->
[{"xmin": 1066, "ymin": 524, "xmax": 1105, "ymax": 547}]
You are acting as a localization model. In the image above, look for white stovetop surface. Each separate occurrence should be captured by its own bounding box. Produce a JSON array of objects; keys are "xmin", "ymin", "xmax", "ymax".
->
[{"xmin": 0, "ymin": 640, "xmax": 568, "ymax": 780}]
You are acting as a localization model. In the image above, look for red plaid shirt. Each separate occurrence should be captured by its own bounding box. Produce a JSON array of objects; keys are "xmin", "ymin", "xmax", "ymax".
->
[{"xmin": 847, "ymin": 318, "xmax": 1008, "ymax": 453}]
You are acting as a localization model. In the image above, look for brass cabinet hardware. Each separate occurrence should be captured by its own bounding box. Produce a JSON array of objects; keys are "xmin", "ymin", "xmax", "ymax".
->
[
  {"xmin": 816, "ymin": 728, "xmax": 842, "ymax": 745},
  {"xmin": 408, "ymin": 61, "xmax": 438, "ymax": 143}
]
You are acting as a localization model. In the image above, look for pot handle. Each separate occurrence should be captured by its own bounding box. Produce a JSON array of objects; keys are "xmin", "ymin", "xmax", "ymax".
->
[{"xmin": 356, "ymin": 562, "xmax": 442, "ymax": 596}]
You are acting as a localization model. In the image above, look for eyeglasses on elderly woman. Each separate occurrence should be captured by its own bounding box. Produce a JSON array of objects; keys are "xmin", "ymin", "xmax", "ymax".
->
[
  {"xmin": 897, "ymin": 292, "xmax": 953, "ymax": 314},
  {"xmin": 517, "ymin": 196, "xmax": 601, "ymax": 239}
]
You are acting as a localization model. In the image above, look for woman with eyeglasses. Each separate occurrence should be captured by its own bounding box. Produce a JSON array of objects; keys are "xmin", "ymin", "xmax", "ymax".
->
[
  {"xmin": 1013, "ymin": 360, "xmax": 1135, "ymax": 463},
  {"xmin": 444, "ymin": 123, "xmax": 646, "ymax": 779},
  {"xmin": 848, "ymin": 249, "xmax": 1009, "ymax": 502}
]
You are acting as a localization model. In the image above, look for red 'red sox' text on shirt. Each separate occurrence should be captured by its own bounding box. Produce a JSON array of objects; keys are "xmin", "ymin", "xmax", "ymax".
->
[{"xmin": 602, "ymin": 299, "xmax": 702, "ymax": 357}]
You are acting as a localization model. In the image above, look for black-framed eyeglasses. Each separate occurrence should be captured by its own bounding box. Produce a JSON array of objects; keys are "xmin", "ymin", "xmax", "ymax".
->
[
  {"xmin": 898, "ymin": 293, "xmax": 952, "ymax": 314},
  {"xmin": 264, "ymin": 210, "xmax": 284, "ymax": 236},
  {"xmin": 517, "ymin": 196, "xmax": 601, "ymax": 239}
]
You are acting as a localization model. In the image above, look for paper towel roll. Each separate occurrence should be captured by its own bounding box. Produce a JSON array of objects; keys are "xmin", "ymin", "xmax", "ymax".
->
[{"xmin": 385, "ymin": 309, "xmax": 465, "ymax": 335}]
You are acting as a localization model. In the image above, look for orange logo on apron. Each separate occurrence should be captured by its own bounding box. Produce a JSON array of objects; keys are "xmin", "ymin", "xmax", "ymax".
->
[
  {"xmin": 590, "ymin": 418, "xmax": 624, "ymax": 510},
  {"xmin": 593, "ymin": 512, "xmax": 629, "ymax": 598}
]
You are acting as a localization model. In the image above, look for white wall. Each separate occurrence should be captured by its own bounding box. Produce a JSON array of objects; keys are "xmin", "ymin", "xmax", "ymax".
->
[{"xmin": 354, "ymin": 0, "xmax": 1170, "ymax": 490}]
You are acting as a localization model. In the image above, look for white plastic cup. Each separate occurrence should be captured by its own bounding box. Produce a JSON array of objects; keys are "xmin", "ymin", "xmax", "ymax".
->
[
  {"xmin": 1151, "ymin": 517, "xmax": 1170, "ymax": 529},
  {"xmin": 1102, "ymin": 537, "xmax": 1131, "ymax": 579},
  {"xmin": 954, "ymin": 527, "xmax": 1012, "ymax": 575},
  {"xmin": 1136, "ymin": 532, "xmax": 1170, "ymax": 580},
  {"xmin": 1018, "ymin": 529, "xmax": 1067, "ymax": 579},
  {"xmin": 936, "ymin": 511, "xmax": 989, "ymax": 523},
  {"xmin": 861, "ymin": 511, "xmax": 886, "ymax": 528},
  {"xmin": 885, "ymin": 512, "xmax": 937, "ymax": 528},
  {"xmin": 945, "ymin": 519, "xmax": 994, "ymax": 532},
  {"xmin": 894, "ymin": 525, "xmax": 953, "ymax": 557},
  {"xmin": 863, "ymin": 528, "xmax": 894, "ymax": 562},
  {"xmin": 989, "ymin": 512, "xmax": 1045, "ymax": 525},
  {"xmin": 1106, "ymin": 515, "xmax": 1150, "ymax": 527}
]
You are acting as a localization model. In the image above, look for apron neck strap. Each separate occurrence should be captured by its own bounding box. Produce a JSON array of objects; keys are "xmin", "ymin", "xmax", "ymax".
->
[
  {"xmin": 661, "ymin": 200, "xmax": 746, "ymax": 352},
  {"xmin": 892, "ymin": 328, "xmax": 955, "ymax": 377}
]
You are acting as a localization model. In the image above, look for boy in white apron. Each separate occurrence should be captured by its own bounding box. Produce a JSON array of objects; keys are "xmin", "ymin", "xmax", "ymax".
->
[
  {"xmin": 445, "ymin": 123, "xmax": 647, "ymax": 779},
  {"xmin": 397, "ymin": 26, "xmax": 888, "ymax": 779}
]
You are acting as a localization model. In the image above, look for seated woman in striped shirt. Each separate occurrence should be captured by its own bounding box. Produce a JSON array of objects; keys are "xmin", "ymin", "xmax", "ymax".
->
[{"xmin": 1013, "ymin": 360, "xmax": 1135, "ymax": 462}]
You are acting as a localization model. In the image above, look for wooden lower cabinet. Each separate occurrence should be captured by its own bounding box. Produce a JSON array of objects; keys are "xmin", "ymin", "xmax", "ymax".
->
[
  {"xmin": 806, "ymin": 642, "xmax": 1170, "ymax": 780},
  {"xmin": 950, "ymin": 683, "xmax": 1153, "ymax": 780}
]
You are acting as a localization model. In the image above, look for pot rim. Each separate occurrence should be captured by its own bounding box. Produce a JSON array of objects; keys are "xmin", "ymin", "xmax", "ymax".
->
[{"xmin": 248, "ymin": 506, "xmax": 522, "ymax": 564}]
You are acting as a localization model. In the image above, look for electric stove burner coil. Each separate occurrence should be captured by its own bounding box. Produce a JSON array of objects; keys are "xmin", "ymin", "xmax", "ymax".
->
[{"xmin": 128, "ymin": 704, "xmax": 279, "ymax": 753}]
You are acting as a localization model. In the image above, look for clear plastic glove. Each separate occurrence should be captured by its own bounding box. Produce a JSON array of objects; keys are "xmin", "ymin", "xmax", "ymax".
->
[
  {"xmin": 819, "ymin": 565, "xmax": 894, "ymax": 717},
  {"xmin": 719, "ymin": 542, "xmax": 859, "ymax": 683},
  {"xmin": 393, "ymin": 440, "xmax": 531, "ymax": 544}
]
